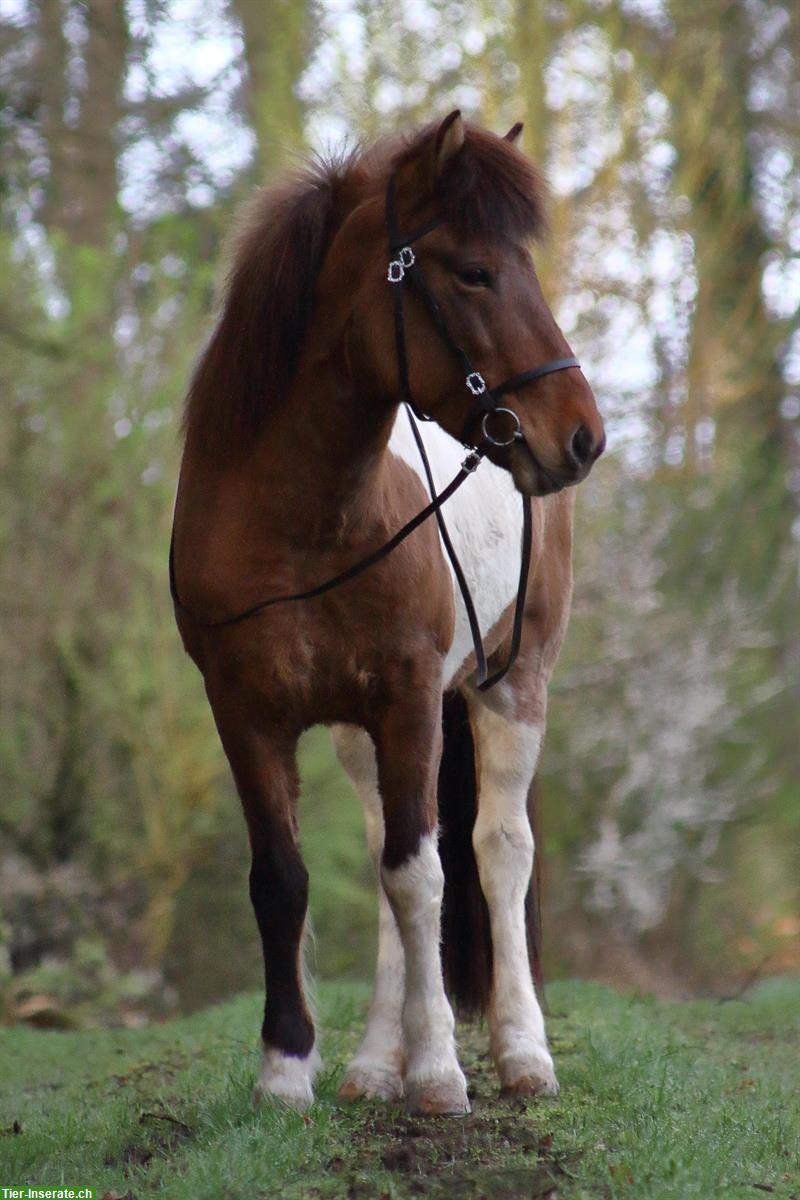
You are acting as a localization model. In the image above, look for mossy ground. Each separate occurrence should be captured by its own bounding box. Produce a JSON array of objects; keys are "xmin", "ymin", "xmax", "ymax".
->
[{"xmin": 1, "ymin": 978, "xmax": 798, "ymax": 1199}]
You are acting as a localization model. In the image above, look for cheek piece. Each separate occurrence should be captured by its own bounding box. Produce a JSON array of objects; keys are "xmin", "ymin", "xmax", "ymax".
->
[{"xmin": 169, "ymin": 174, "xmax": 581, "ymax": 693}]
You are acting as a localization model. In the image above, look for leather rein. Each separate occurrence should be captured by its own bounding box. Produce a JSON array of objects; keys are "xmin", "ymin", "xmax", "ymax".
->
[{"xmin": 169, "ymin": 173, "xmax": 580, "ymax": 691}]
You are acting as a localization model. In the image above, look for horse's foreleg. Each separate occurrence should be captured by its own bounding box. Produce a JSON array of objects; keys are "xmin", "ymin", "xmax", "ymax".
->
[
  {"xmin": 468, "ymin": 698, "xmax": 558, "ymax": 1097},
  {"xmin": 375, "ymin": 696, "xmax": 470, "ymax": 1116},
  {"xmin": 332, "ymin": 726, "xmax": 405, "ymax": 1102},
  {"xmin": 214, "ymin": 712, "xmax": 319, "ymax": 1109}
]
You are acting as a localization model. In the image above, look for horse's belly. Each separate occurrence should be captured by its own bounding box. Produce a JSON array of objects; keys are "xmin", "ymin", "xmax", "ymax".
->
[{"xmin": 389, "ymin": 408, "xmax": 524, "ymax": 686}]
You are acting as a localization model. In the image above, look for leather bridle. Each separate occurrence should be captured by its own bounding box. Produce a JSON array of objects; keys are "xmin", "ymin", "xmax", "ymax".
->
[
  {"xmin": 383, "ymin": 174, "xmax": 578, "ymax": 688},
  {"xmin": 169, "ymin": 172, "xmax": 582, "ymax": 692},
  {"xmin": 385, "ymin": 175, "xmax": 578, "ymax": 450}
]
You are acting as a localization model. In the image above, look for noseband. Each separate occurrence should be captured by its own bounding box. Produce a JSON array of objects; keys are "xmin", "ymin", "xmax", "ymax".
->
[{"xmin": 169, "ymin": 172, "xmax": 581, "ymax": 692}]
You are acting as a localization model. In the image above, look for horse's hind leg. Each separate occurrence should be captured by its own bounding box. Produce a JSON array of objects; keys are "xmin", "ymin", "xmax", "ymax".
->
[
  {"xmin": 212, "ymin": 706, "xmax": 319, "ymax": 1109},
  {"xmin": 332, "ymin": 726, "xmax": 404, "ymax": 1102},
  {"xmin": 467, "ymin": 689, "xmax": 558, "ymax": 1097}
]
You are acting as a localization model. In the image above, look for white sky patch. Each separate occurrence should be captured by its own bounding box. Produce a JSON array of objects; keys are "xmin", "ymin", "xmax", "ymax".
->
[
  {"xmin": 784, "ymin": 329, "xmax": 800, "ymax": 386},
  {"xmin": 175, "ymin": 108, "xmax": 254, "ymax": 182},
  {"xmin": 119, "ymin": 0, "xmax": 253, "ymax": 217},
  {"xmin": 545, "ymin": 28, "xmax": 622, "ymax": 195},
  {"xmin": 0, "ymin": 0, "xmax": 28, "ymax": 25},
  {"xmin": 130, "ymin": 0, "xmax": 242, "ymax": 95},
  {"xmin": 762, "ymin": 255, "xmax": 800, "ymax": 319},
  {"xmin": 401, "ymin": 0, "xmax": 441, "ymax": 36}
]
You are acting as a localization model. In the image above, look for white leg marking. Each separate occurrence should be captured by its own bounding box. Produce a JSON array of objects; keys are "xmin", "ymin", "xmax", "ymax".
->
[
  {"xmin": 470, "ymin": 704, "xmax": 558, "ymax": 1095},
  {"xmin": 332, "ymin": 727, "xmax": 404, "ymax": 1100},
  {"xmin": 382, "ymin": 833, "xmax": 470, "ymax": 1114},
  {"xmin": 254, "ymin": 1045, "xmax": 322, "ymax": 1110}
]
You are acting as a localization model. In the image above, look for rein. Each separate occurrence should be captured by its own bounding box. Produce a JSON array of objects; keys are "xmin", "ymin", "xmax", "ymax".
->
[{"xmin": 169, "ymin": 173, "xmax": 580, "ymax": 691}]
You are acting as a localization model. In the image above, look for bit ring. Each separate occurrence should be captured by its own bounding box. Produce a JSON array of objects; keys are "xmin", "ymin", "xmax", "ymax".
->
[{"xmin": 481, "ymin": 407, "xmax": 522, "ymax": 447}]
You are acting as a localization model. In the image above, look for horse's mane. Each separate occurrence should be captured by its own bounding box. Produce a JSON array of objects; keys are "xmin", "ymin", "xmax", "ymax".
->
[{"xmin": 183, "ymin": 123, "xmax": 547, "ymax": 455}]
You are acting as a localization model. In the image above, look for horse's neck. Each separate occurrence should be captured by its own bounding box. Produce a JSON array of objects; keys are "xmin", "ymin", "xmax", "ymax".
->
[
  {"xmin": 261, "ymin": 368, "xmax": 399, "ymax": 536},
  {"xmin": 175, "ymin": 364, "xmax": 400, "ymax": 611}
]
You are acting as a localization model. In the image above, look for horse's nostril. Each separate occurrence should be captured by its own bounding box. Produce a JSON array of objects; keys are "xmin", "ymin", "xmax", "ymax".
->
[{"xmin": 569, "ymin": 424, "xmax": 595, "ymax": 467}]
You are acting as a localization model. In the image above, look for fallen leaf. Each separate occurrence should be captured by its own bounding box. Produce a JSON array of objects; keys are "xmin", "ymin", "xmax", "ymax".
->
[{"xmin": 15, "ymin": 995, "xmax": 76, "ymax": 1030}]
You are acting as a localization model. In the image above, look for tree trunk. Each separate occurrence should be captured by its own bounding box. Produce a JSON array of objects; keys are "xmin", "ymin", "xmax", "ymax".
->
[
  {"xmin": 36, "ymin": 0, "xmax": 128, "ymax": 246},
  {"xmin": 233, "ymin": 0, "xmax": 311, "ymax": 178}
]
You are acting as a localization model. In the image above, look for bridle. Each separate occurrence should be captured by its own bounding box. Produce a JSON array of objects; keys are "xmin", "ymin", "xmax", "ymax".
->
[
  {"xmin": 384, "ymin": 174, "xmax": 578, "ymax": 688},
  {"xmin": 385, "ymin": 175, "xmax": 578, "ymax": 451},
  {"xmin": 169, "ymin": 172, "xmax": 581, "ymax": 692}
]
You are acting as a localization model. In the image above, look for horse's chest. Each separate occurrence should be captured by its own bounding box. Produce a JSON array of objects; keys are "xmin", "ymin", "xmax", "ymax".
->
[
  {"xmin": 245, "ymin": 586, "xmax": 437, "ymax": 726},
  {"xmin": 389, "ymin": 410, "xmax": 525, "ymax": 684}
]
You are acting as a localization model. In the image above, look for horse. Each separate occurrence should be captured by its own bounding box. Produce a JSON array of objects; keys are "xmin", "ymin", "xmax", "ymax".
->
[{"xmin": 170, "ymin": 110, "xmax": 605, "ymax": 1117}]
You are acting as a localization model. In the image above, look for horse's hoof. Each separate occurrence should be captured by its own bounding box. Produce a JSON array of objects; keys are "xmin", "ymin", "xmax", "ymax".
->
[
  {"xmin": 252, "ymin": 1047, "xmax": 318, "ymax": 1110},
  {"xmin": 338, "ymin": 1064, "xmax": 403, "ymax": 1103},
  {"xmin": 252, "ymin": 1080, "xmax": 313, "ymax": 1110},
  {"xmin": 501, "ymin": 1074, "xmax": 560, "ymax": 1099},
  {"xmin": 499, "ymin": 1057, "xmax": 559, "ymax": 1099},
  {"xmin": 405, "ymin": 1076, "xmax": 471, "ymax": 1116}
]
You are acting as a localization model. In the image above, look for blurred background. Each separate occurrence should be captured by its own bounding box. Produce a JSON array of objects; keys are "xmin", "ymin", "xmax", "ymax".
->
[{"xmin": 1, "ymin": 0, "xmax": 798, "ymax": 1029}]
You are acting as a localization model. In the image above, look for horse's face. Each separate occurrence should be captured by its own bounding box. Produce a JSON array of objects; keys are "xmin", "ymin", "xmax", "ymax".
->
[{"xmin": 348, "ymin": 113, "xmax": 605, "ymax": 497}]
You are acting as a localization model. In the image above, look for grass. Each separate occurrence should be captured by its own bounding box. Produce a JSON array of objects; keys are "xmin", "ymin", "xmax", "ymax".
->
[{"xmin": 1, "ymin": 978, "xmax": 798, "ymax": 1199}]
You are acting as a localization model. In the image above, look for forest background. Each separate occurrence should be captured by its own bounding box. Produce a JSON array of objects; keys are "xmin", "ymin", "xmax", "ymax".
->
[{"xmin": 1, "ymin": 0, "xmax": 798, "ymax": 1029}]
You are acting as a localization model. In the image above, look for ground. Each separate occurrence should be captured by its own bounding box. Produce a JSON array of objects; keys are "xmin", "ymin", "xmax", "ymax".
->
[{"xmin": 1, "ymin": 979, "xmax": 798, "ymax": 1199}]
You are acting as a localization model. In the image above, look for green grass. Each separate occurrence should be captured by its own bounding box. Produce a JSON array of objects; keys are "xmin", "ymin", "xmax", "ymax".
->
[{"xmin": 1, "ymin": 979, "xmax": 798, "ymax": 1199}]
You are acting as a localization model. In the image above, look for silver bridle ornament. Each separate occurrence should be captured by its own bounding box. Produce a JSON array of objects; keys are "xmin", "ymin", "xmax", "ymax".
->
[
  {"xmin": 466, "ymin": 371, "xmax": 487, "ymax": 396},
  {"xmin": 387, "ymin": 245, "xmax": 415, "ymax": 283}
]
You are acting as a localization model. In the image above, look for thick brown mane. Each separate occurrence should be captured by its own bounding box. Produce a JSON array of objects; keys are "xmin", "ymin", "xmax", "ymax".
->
[
  {"xmin": 182, "ymin": 121, "xmax": 548, "ymax": 456},
  {"xmin": 183, "ymin": 153, "xmax": 352, "ymax": 455}
]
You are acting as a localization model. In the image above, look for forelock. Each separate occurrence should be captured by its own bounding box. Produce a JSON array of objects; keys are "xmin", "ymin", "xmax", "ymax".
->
[{"xmin": 390, "ymin": 122, "xmax": 548, "ymax": 243}]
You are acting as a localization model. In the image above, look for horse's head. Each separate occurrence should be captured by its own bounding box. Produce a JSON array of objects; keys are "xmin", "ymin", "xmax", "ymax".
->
[{"xmin": 340, "ymin": 111, "xmax": 605, "ymax": 495}]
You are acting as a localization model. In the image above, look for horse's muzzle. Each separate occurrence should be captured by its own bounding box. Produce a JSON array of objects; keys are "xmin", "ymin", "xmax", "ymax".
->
[{"xmin": 508, "ymin": 429, "xmax": 606, "ymax": 496}]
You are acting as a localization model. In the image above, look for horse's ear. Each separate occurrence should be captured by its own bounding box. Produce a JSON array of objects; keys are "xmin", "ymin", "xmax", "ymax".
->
[
  {"xmin": 432, "ymin": 110, "xmax": 465, "ymax": 181},
  {"xmin": 504, "ymin": 122, "xmax": 524, "ymax": 144},
  {"xmin": 394, "ymin": 109, "xmax": 466, "ymax": 213}
]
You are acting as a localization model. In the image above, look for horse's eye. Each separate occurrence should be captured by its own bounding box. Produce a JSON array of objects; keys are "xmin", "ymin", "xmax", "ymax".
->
[{"xmin": 457, "ymin": 265, "xmax": 492, "ymax": 289}]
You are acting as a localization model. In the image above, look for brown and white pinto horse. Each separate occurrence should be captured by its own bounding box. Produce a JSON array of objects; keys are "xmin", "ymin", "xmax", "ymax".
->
[{"xmin": 172, "ymin": 112, "xmax": 604, "ymax": 1116}]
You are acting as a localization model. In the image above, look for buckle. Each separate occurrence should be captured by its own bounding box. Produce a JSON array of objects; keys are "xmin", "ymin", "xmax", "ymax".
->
[
  {"xmin": 466, "ymin": 372, "xmax": 487, "ymax": 395},
  {"xmin": 387, "ymin": 245, "xmax": 415, "ymax": 283},
  {"xmin": 461, "ymin": 449, "xmax": 483, "ymax": 473}
]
